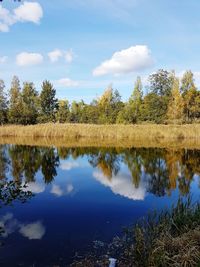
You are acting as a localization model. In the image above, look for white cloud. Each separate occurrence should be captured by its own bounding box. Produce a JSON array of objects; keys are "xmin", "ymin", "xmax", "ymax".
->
[
  {"xmin": 57, "ymin": 78, "xmax": 79, "ymax": 87},
  {"xmin": 93, "ymin": 170, "xmax": 146, "ymax": 200},
  {"xmin": 93, "ymin": 45, "xmax": 154, "ymax": 76},
  {"xmin": 0, "ymin": 213, "xmax": 45, "ymax": 240},
  {"xmin": 0, "ymin": 2, "xmax": 43, "ymax": 32},
  {"xmin": 48, "ymin": 49, "xmax": 74, "ymax": 63},
  {"xmin": 0, "ymin": 23, "xmax": 9, "ymax": 32},
  {"xmin": 26, "ymin": 181, "xmax": 45, "ymax": 194},
  {"xmin": 65, "ymin": 49, "xmax": 74, "ymax": 63},
  {"xmin": 60, "ymin": 161, "xmax": 79, "ymax": 170},
  {"xmin": 0, "ymin": 56, "xmax": 7, "ymax": 63},
  {"xmin": 16, "ymin": 52, "xmax": 43, "ymax": 66},
  {"xmin": 48, "ymin": 49, "xmax": 63, "ymax": 63},
  {"xmin": 19, "ymin": 221, "xmax": 45, "ymax": 240},
  {"xmin": 14, "ymin": 2, "xmax": 43, "ymax": 24},
  {"xmin": 51, "ymin": 184, "xmax": 63, "ymax": 197}
]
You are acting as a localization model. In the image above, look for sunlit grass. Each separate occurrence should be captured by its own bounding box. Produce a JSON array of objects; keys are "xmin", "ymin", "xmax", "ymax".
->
[{"xmin": 0, "ymin": 123, "xmax": 200, "ymax": 148}]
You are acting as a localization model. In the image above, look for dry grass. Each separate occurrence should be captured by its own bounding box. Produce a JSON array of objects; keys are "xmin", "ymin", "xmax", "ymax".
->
[{"xmin": 0, "ymin": 123, "xmax": 200, "ymax": 148}]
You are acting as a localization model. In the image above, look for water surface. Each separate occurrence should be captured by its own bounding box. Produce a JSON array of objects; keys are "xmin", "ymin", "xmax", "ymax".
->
[{"xmin": 0, "ymin": 145, "xmax": 199, "ymax": 266}]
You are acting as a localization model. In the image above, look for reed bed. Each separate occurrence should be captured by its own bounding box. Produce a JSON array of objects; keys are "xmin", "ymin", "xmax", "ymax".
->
[{"xmin": 0, "ymin": 123, "xmax": 200, "ymax": 148}]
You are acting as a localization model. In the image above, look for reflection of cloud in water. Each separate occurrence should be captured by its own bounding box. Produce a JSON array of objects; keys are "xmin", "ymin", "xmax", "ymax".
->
[
  {"xmin": 0, "ymin": 213, "xmax": 45, "ymax": 240},
  {"xmin": 51, "ymin": 184, "xmax": 63, "ymax": 196},
  {"xmin": 60, "ymin": 161, "xmax": 79, "ymax": 170},
  {"xmin": 0, "ymin": 213, "xmax": 18, "ymax": 237},
  {"xmin": 19, "ymin": 221, "xmax": 45, "ymax": 240},
  {"xmin": 67, "ymin": 183, "xmax": 74, "ymax": 194},
  {"xmin": 93, "ymin": 171, "xmax": 146, "ymax": 200},
  {"xmin": 51, "ymin": 183, "xmax": 74, "ymax": 197},
  {"xmin": 26, "ymin": 181, "xmax": 45, "ymax": 194}
]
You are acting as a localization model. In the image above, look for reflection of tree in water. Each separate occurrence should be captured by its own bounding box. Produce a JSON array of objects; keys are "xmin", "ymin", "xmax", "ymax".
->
[
  {"xmin": 139, "ymin": 148, "xmax": 170, "ymax": 196},
  {"xmin": 122, "ymin": 148, "xmax": 142, "ymax": 188},
  {"xmin": 8, "ymin": 145, "xmax": 59, "ymax": 184},
  {"xmin": 9, "ymin": 145, "xmax": 41, "ymax": 183},
  {"xmin": 0, "ymin": 144, "xmax": 200, "ymax": 197},
  {"xmin": 41, "ymin": 147, "xmax": 59, "ymax": 184},
  {"xmin": 0, "ymin": 145, "xmax": 9, "ymax": 180},
  {"xmin": 0, "ymin": 180, "xmax": 33, "ymax": 208},
  {"xmin": 88, "ymin": 148, "xmax": 120, "ymax": 180}
]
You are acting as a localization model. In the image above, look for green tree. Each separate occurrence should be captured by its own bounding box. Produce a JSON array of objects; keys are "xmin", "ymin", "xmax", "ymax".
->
[
  {"xmin": 181, "ymin": 71, "xmax": 199, "ymax": 122},
  {"xmin": 98, "ymin": 85, "xmax": 123, "ymax": 124},
  {"xmin": 139, "ymin": 93, "xmax": 167, "ymax": 123},
  {"xmin": 21, "ymin": 82, "xmax": 39, "ymax": 125},
  {"xmin": 180, "ymin": 70, "xmax": 196, "ymax": 96},
  {"xmin": 8, "ymin": 76, "xmax": 22, "ymax": 124},
  {"xmin": 0, "ymin": 80, "xmax": 8, "ymax": 124},
  {"xmin": 149, "ymin": 69, "xmax": 173, "ymax": 96},
  {"xmin": 56, "ymin": 100, "xmax": 70, "ymax": 123},
  {"xmin": 117, "ymin": 76, "xmax": 143, "ymax": 124},
  {"xmin": 39, "ymin": 81, "xmax": 58, "ymax": 122},
  {"xmin": 167, "ymin": 77, "xmax": 184, "ymax": 123}
]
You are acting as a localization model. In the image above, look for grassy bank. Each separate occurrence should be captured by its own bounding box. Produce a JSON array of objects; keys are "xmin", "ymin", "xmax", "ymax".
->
[
  {"xmin": 71, "ymin": 198, "xmax": 200, "ymax": 267},
  {"xmin": 0, "ymin": 123, "xmax": 200, "ymax": 148}
]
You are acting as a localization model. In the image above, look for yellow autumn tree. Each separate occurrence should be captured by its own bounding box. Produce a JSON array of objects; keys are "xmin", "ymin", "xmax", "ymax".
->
[{"xmin": 167, "ymin": 77, "xmax": 184, "ymax": 123}]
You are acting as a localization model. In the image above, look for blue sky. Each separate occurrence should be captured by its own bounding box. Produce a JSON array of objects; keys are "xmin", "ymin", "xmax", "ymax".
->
[{"xmin": 0, "ymin": 0, "xmax": 200, "ymax": 102}]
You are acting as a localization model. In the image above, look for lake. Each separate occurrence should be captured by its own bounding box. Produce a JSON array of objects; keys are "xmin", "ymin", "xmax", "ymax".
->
[{"xmin": 0, "ymin": 144, "xmax": 199, "ymax": 266}]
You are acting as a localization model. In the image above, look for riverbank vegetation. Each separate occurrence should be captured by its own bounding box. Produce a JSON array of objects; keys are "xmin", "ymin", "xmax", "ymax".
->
[
  {"xmin": 71, "ymin": 197, "xmax": 200, "ymax": 267},
  {"xmin": 0, "ymin": 124, "xmax": 200, "ymax": 146},
  {"xmin": 0, "ymin": 69, "xmax": 200, "ymax": 125}
]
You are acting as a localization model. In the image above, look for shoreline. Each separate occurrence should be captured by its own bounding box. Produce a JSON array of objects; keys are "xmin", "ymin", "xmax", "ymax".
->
[{"xmin": 0, "ymin": 123, "xmax": 200, "ymax": 148}]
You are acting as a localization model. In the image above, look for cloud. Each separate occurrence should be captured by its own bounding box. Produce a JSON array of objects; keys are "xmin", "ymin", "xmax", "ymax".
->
[
  {"xmin": 19, "ymin": 221, "xmax": 45, "ymax": 240},
  {"xmin": 26, "ymin": 181, "xmax": 45, "ymax": 194},
  {"xmin": 51, "ymin": 184, "xmax": 63, "ymax": 197},
  {"xmin": 0, "ymin": 56, "xmax": 7, "ymax": 63},
  {"xmin": 14, "ymin": 1, "xmax": 43, "ymax": 24},
  {"xmin": 0, "ymin": 2, "xmax": 43, "ymax": 32},
  {"xmin": 93, "ymin": 171, "xmax": 146, "ymax": 200},
  {"xmin": 60, "ymin": 161, "xmax": 79, "ymax": 170},
  {"xmin": 16, "ymin": 52, "xmax": 43, "ymax": 66},
  {"xmin": 48, "ymin": 49, "xmax": 74, "ymax": 63},
  {"xmin": 48, "ymin": 49, "xmax": 63, "ymax": 63},
  {"xmin": 93, "ymin": 45, "xmax": 154, "ymax": 76},
  {"xmin": 0, "ymin": 213, "xmax": 46, "ymax": 240},
  {"xmin": 65, "ymin": 49, "xmax": 74, "ymax": 63},
  {"xmin": 56, "ymin": 78, "xmax": 79, "ymax": 87}
]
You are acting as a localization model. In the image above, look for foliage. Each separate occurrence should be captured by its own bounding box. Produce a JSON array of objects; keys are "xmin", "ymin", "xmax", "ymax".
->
[
  {"xmin": 0, "ymin": 80, "xmax": 7, "ymax": 124},
  {"xmin": 38, "ymin": 80, "xmax": 58, "ymax": 123},
  {"xmin": 71, "ymin": 197, "xmax": 200, "ymax": 267},
  {"xmin": 1, "ymin": 69, "xmax": 200, "ymax": 125},
  {"xmin": 167, "ymin": 77, "xmax": 184, "ymax": 123}
]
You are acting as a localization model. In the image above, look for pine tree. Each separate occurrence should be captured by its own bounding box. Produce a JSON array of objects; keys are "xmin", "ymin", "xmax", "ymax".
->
[
  {"xmin": 21, "ymin": 82, "xmax": 39, "ymax": 125},
  {"xmin": 0, "ymin": 79, "xmax": 8, "ymax": 124},
  {"xmin": 8, "ymin": 76, "xmax": 22, "ymax": 124},
  {"xmin": 167, "ymin": 77, "xmax": 184, "ymax": 123},
  {"xmin": 39, "ymin": 81, "xmax": 58, "ymax": 122},
  {"xmin": 129, "ymin": 76, "xmax": 143, "ymax": 122}
]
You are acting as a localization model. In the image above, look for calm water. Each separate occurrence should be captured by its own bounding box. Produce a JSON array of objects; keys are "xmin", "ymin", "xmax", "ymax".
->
[{"xmin": 0, "ymin": 144, "xmax": 200, "ymax": 266}]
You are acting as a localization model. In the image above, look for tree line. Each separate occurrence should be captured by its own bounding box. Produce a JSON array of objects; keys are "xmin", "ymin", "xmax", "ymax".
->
[{"xmin": 0, "ymin": 69, "xmax": 200, "ymax": 125}]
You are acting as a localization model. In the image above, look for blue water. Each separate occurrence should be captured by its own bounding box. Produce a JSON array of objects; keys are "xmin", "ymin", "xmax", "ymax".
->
[{"xmin": 0, "ymin": 145, "xmax": 199, "ymax": 266}]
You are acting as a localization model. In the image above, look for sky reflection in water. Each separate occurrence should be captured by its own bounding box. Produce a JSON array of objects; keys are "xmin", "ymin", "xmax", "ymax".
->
[{"xmin": 0, "ymin": 145, "xmax": 200, "ymax": 266}]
